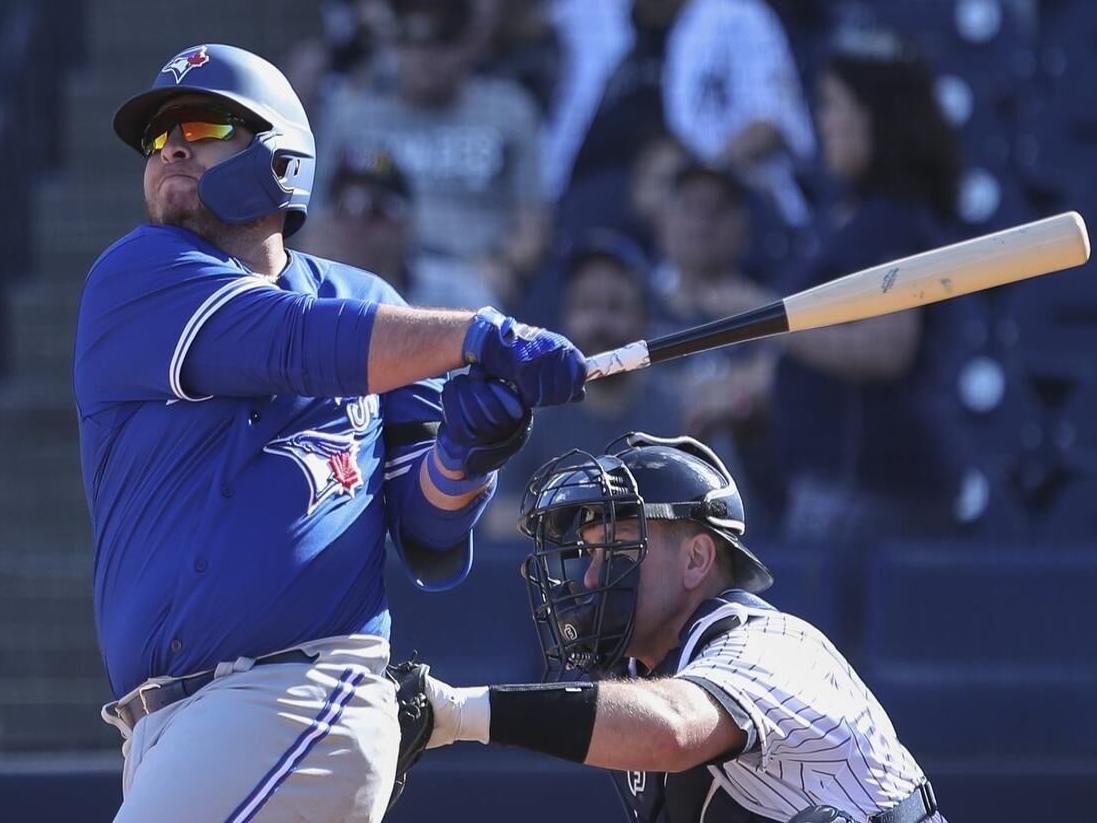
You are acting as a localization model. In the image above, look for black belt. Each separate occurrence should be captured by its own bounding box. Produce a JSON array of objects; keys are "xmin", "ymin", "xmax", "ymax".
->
[
  {"xmin": 872, "ymin": 781, "xmax": 938, "ymax": 823},
  {"xmin": 113, "ymin": 649, "xmax": 316, "ymax": 730}
]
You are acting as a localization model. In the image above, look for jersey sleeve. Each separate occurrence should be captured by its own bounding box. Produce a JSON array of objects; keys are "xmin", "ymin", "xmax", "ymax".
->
[
  {"xmin": 74, "ymin": 227, "xmax": 379, "ymax": 415},
  {"xmin": 676, "ymin": 611, "xmax": 841, "ymax": 769},
  {"xmin": 381, "ymin": 376, "xmax": 480, "ymax": 591},
  {"xmin": 74, "ymin": 227, "xmax": 271, "ymax": 412},
  {"xmin": 381, "ymin": 376, "xmax": 444, "ymax": 483}
]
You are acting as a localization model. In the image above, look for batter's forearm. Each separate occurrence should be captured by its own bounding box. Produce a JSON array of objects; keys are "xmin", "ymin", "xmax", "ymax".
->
[
  {"xmin": 366, "ymin": 305, "xmax": 474, "ymax": 395},
  {"xmin": 390, "ymin": 453, "xmax": 494, "ymax": 554},
  {"xmin": 418, "ymin": 448, "xmax": 493, "ymax": 510}
]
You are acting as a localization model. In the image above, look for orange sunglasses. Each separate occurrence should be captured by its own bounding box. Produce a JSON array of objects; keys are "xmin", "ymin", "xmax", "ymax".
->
[{"xmin": 141, "ymin": 107, "xmax": 248, "ymax": 158}]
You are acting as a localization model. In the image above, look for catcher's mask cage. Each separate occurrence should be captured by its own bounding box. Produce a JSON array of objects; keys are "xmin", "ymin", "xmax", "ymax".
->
[{"xmin": 519, "ymin": 432, "xmax": 772, "ymax": 681}]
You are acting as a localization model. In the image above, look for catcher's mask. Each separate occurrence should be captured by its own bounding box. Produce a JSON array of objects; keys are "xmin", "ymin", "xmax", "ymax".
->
[{"xmin": 519, "ymin": 432, "xmax": 772, "ymax": 681}]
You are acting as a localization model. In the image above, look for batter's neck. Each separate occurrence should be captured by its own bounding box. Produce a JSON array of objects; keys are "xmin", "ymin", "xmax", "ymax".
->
[{"xmin": 214, "ymin": 217, "xmax": 289, "ymax": 279}]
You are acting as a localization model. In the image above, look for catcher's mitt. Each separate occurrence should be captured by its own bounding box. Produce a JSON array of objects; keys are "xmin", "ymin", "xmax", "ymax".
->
[{"xmin": 385, "ymin": 656, "xmax": 434, "ymax": 811}]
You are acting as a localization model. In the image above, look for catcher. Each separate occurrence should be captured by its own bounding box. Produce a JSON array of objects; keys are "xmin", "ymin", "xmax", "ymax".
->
[{"xmin": 391, "ymin": 433, "xmax": 945, "ymax": 823}]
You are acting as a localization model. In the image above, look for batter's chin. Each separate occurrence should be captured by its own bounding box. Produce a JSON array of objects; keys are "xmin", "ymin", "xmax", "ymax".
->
[{"xmin": 145, "ymin": 195, "xmax": 223, "ymax": 242}]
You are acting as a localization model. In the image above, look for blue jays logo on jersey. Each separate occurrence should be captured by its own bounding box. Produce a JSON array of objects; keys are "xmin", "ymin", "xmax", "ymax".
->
[
  {"xmin": 264, "ymin": 430, "xmax": 364, "ymax": 514},
  {"xmin": 264, "ymin": 396, "xmax": 378, "ymax": 514},
  {"xmin": 161, "ymin": 46, "xmax": 210, "ymax": 84}
]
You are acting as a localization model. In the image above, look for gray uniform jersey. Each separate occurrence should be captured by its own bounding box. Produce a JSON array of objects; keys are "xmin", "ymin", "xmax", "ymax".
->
[
  {"xmin": 315, "ymin": 77, "xmax": 545, "ymax": 260},
  {"xmin": 667, "ymin": 598, "xmax": 943, "ymax": 822}
]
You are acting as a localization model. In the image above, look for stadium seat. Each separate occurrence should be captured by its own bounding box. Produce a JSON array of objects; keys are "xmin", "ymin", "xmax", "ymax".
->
[
  {"xmin": 1062, "ymin": 376, "xmax": 1097, "ymax": 466},
  {"xmin": 866, "ymin": 663, "xmax": 1097, "ymax": 758},
  {"xmin": 999, "ymin": 274, "xmax": 1097, "ymax": 362},
  {"xmin": 926, "ymin": 757, "xmax": 1097, "ymax": 820},
  {"xmin": 861, "ymin": 543, "xmax": 1097, "ymax": 760},
  {"xmin": 1038, "ymin": 476, "xmax": 1097, "ymax": 544},
  {"xmin": 863, "ymin": 542, "xmax": 1097, "ymax": 666},
  {"xmin": 384, "ymin": 747, "xmax": 621, "ymax": 823},
  {"xmin": 760, "ymin": 548, "xmax": 844, "ymax": 643}
]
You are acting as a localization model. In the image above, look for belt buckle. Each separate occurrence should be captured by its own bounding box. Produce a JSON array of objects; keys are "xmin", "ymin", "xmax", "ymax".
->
[{"xmin": 136, "ymin": 681, "xmax": 162, "ymax": 716}]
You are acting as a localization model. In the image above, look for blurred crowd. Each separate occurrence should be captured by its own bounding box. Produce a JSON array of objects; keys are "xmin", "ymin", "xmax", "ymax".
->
[
  {"xmin": 283, "ymin": 0, "xmax": 1097, "ymax": 554},
  {"xmin": 0, "ymin": 0, "xmax": 85, "ymax": 374},
  {"xmin": 4, "ymin": 0, "xmax": 1092, "ymax": 554}
]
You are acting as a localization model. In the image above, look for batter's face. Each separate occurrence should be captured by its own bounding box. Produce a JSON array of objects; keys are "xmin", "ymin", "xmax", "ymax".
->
[
  {"xmin": 142, "ymin": 94, "xmax": 254, "ymax": 234},
  {"xmin": 580, "ymin": 519, "xmax": 690, "ymax": 669}
]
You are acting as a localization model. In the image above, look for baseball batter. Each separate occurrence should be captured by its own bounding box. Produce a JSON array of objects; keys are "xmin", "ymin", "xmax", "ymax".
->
[
  {"xmin": 421, "ymin": 433, "xmax": 946, "ymax": 823},
  {"xmin": 73, "ymin": 44, "xmax": 586, "ymax": 823}
]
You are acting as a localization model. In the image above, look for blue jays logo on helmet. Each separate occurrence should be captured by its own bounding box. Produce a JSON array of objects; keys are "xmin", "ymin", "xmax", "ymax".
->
[
  {"xmin": 161, "ymin": 46, "xmax": 210, "ymax": 84},
  {"xmin": 113, "ymin": 43, "xmax": 316, "ymax": 236}
]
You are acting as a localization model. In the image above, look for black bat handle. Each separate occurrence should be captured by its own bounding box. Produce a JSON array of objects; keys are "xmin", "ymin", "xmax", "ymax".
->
[{"xmin": 585, "ymin": 300, "xmax": 789, "ymax": 382}]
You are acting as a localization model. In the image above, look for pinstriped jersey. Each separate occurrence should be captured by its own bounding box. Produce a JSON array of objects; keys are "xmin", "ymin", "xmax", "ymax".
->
[{"xmin": 613, "ymin": 591, "xmax": 945, "ymax": 823}]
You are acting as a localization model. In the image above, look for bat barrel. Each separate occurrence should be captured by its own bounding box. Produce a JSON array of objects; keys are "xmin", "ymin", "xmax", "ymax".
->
[
  {"xmin": 783, "ymin": 211, "xmax": 1090, "ymax": 333},
  {"xmin": 585, "ymin": 211, "xmax": 1090, "ymax": 383}
]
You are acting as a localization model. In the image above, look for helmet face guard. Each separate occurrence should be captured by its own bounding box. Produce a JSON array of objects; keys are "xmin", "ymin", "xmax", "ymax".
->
[
  {"xmin": 520, "ymin": 450, "xmax": 647, "ymax": 681},
  {"xmin": 519, "ymin": 433, "xmax": 773, "ymax": 682}
]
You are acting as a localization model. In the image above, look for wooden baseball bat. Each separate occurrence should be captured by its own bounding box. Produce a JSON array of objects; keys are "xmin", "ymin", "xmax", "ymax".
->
[{"xmin": 585, "ymin": 211, "xmax": 1090, "ymax": 381}]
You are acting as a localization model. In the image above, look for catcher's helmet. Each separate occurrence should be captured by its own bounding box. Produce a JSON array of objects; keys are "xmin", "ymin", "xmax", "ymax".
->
[
  {"xmin": 113, "ymin": 44, "xmax": 314, "ymax": 236},
  {"xmin": 519, "ymin": 432, "xmax": 772, "ymax": 680}
]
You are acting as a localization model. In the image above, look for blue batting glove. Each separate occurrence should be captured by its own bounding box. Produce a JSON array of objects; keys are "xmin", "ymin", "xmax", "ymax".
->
[
  {"xmin": 462, "ymin": 307, "xmax": 587, "ymax": 407},
  {"xmin": 436, "ymin": 367, "xmax": 533, "ymax": 477}
]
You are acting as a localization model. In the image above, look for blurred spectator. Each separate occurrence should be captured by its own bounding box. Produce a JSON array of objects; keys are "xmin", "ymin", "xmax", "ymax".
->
[
  {"xmin": 295, "ymin": 147, "xmax": 499, "ymax": 309},
  {"xmin": 626, "ymin": 132, "xmax": 689, "ymax": 254},
  {"xmin": 649, "ymin": 161, "xmax": 782, "ymax": 531},
  {"xmin": 563, "ymin": 0, "xmax": 683, "ymax": 185},
  {"xmin": 552, "ymin": 130, "xmax": 689, "ymax": 260},
  {"xmin": 547, "ymin": 0, "xmax": 815, "ymax": 224},
  {"xmin": 651, "ymin": 162, "xmax": 758, "ymax": 326},
  {"xmin": 282, "ymin": 0, "xmax": 409, "ymax": 123},
  {"xmin": 467, "ymin": 0, "xmax": 561, "ymax": 117},
  {"xmin": 314, "ymin": 0, "xmax": 550, "ymax": 311},
  {"xmin": 718, "ymin": 32, "xmax": 972, "ymax": 546},
  {"xmin": 485, "ymin": 230, "xmax": 681, "ymax": 541},
  {"xmin": 665, "ymin": 0, "xmax": 817, "ymax": 224},
  {"xmin": 0, "ymin": 0, "xmax": 84, "ymax": 378}
]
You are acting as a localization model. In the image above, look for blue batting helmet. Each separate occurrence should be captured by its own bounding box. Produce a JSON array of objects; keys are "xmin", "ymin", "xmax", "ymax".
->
[{"xmin": 113, "ymin": 43, "xmax": 315, "ymax": 236}]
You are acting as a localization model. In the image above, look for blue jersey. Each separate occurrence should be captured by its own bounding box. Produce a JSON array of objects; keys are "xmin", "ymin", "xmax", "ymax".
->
[{"xmin": 75, "ymin": 225, "xmax": 466, "ymax": 698}]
